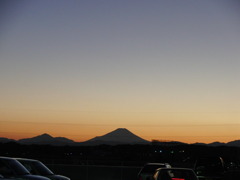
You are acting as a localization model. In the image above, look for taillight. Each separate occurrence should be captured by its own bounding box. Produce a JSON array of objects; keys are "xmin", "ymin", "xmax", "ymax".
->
[{"xmin": 171, "ymin": 178, "xmax": 185, "ymax": 180}]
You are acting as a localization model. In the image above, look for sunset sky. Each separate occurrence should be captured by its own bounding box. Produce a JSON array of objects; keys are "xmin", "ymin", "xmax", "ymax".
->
[{"xmin": 0, "ymin": 0, "xmax": 240, "ymax": 143}]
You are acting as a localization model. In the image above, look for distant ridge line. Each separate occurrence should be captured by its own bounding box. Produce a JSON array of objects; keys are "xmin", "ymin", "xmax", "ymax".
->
[{"xmin": 0, "ymin": 128, "xmax": 240, "ymax": 147}]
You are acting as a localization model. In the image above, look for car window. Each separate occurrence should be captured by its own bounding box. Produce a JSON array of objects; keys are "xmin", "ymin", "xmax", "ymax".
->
[
  {"xmin": 19, "ymin": 161, "xmax": 53, "ymax": 176},
  {"xmin": 0, "ymin": 160, "xmax": 16, "ymax": 177},
  {"xmin": 0, "ymin": 159, "xmax": 29, "ymax": 176}
]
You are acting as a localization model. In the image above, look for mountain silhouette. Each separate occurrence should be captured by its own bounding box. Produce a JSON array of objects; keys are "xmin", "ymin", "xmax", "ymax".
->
[
  {"xmin": 18, "ymin": 133, "xmax": 75, "ymax": 146},
  {"xmin": 1, "ymin": 129, "xmax": 240, "ymax": 147},
  {"xmin": 0, "ymin": 137, "xmax": 16, "ymax": 143},
  {"xmin": 227, "ymin": 139, "xmax": 240, "ymax": 147},
  {"xmin": 81, "ymin": 128, "xmax": 150, "ymax": 145},
  {"xmin": 208, "ymin": 141, "xmax": 225, "ymax": 147}
]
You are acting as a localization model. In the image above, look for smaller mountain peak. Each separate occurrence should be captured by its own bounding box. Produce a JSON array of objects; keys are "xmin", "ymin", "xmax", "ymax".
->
[{"xmin": 30, "ymin": 133, "xmax": 54, "ymax": 141}]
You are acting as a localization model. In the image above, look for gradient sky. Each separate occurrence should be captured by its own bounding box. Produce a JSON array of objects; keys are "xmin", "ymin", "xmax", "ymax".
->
[{"xmin": 0, "ymin": 0, "xmax": 240, "ymax": 143}]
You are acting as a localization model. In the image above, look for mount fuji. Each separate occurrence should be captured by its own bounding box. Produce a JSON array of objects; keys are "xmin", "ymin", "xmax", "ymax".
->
[{"xmin": 80, "ymin": 128, "xmax": 150, "ymax": 145}]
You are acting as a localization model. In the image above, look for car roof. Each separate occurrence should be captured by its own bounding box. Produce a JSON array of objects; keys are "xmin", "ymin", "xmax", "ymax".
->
[
  {"xmin": 156, "ymin": 168, "xmax": 194, "ymax": 171},
  {"xmin": 145, "ymin": 163, "xmax": 169, "ymax": 165},
  {"xmin": 0, "ymin": 156, "xmax": 17, "ymax": 161},
  {"xmin": 15, "ymin": 158, "xmax": 38, "ymax": 162}
]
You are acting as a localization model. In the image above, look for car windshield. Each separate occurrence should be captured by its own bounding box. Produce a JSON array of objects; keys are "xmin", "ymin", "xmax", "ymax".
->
[
  {"xmin": 3, "ymin": 159, "xmax": 30, "ymax": 175},
  {"xmin": 32, "ymin": 161, "xmax": 54, "ymax": 175},
  {"xmin": 19, "ymin": 160, "xmax": 54, "ymax": 176}
]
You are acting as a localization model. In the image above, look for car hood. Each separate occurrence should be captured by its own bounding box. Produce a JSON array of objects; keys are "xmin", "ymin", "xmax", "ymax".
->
[
  {"xmin": 46, "ymin": 175, "xmax": 70, "ymax": 180},
  {"xmin": 20, "ymin": 174, "xmax": 51, "ymax": 180}
]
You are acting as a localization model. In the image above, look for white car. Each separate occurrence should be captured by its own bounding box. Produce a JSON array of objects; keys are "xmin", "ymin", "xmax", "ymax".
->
[{"xmin": 138, "ymin": 163, "xmax": 172, "ymax": 180}]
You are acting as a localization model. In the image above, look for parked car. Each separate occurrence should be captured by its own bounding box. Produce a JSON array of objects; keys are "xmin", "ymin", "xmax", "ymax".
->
[
  {"xmin": 138, "ymin": 163, "xmax": 172, "ymax": 180},
  {"xmin": 0, "ymin": 157, "xmax": 50, "ymax": 180},
  {"xmin": 194, "ymin": 156, "xmax": 240, "ymax": 180},
  {"xmin": 16, "ymin": 158, "xmax": 70, "ymax": 180},
  {"xmin": 194, "ymin": 156, "xmax": 224, "ymax": 180},
  {"xmin": 153, "ymin": 168, "xmax": 199, "ymax": 180}
]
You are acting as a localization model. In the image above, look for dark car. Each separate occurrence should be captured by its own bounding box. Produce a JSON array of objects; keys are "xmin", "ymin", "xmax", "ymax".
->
[
  {"xmin": 194, "ymin": 156, "xmax": 240, "ymax": 180},
  {"xmin": 16, "ymin": 158, "xmax": 70, "ymax": 180},
  {"xmin": 138, "ymin": 163, "xmax": 172, "ymax": 180},
  {"xmin": 194, "ymin": 156, "xmax": 225, "ymax": 180},
  {"xmin": 0, "ymin": 157, "xmax": 50, "ymax": 180},
  {"xmin": 153, "ymin": 168, "xmax": 199, "ymax": 180}
]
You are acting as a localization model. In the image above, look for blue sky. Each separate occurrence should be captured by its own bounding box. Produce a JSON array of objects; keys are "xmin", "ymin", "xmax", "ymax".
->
[{"xmin": 0, "ymin": 0, "xmax": 240, "ymax": 143}]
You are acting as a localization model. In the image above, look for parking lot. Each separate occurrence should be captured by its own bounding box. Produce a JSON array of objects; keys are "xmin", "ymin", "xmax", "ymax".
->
[{"xmin": 48, "ymin": 164, "xmax": 141, "ymax": 180}]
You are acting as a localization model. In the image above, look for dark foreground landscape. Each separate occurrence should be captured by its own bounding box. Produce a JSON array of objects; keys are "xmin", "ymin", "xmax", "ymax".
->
[{"xmin": 1, "ymin": 142, "xmax": 240, "ymax": 180}]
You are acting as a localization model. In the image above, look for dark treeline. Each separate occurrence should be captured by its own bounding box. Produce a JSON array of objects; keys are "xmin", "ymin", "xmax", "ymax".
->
[{"xmin": 1, "ymin": 142, "xmax": 240, "ymax": 167}]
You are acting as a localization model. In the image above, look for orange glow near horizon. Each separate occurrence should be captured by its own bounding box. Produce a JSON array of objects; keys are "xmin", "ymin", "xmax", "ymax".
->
[
  {"xmin": 0, "ymin": 92, "xmax": 239, "ymax": 144},
  {"xmin": 1, "ymin": 116, "xmax": 239, "ymax": 144}
]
